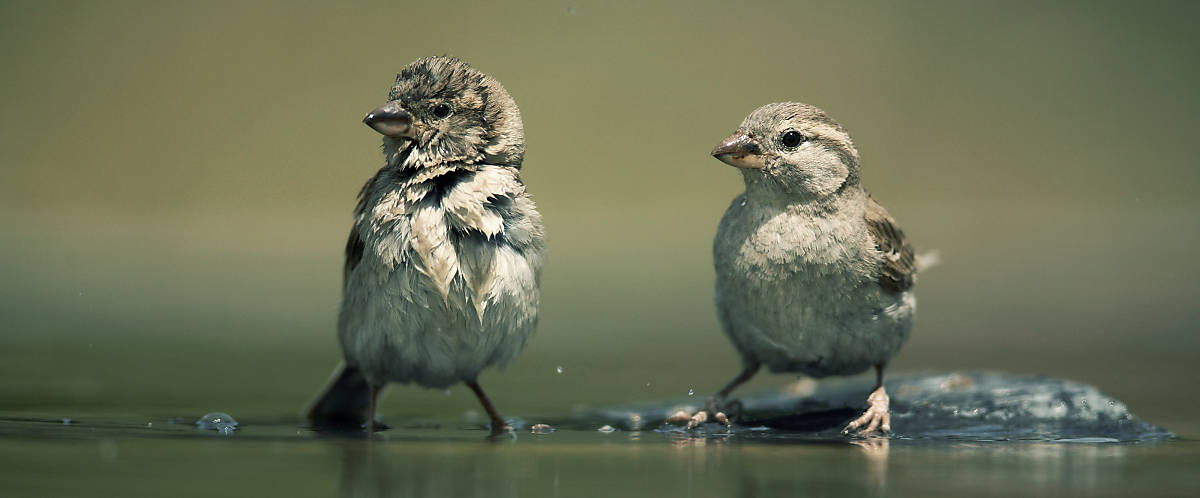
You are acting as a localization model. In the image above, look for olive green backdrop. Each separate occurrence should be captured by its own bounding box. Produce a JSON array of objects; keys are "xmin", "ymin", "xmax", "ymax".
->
[{"xmin": 2, "ymin": 1, "xmax": 1198, "ymax": 437}]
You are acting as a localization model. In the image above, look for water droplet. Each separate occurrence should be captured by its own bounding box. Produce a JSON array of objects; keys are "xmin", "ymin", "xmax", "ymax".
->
[
  {"xmin": 555, "ymin": 366, "xmax": 563, "ymax": 374},
  {"xmin": 61, "ymin": 418, "xmax": 72, "ymax": 425},
  {"xmin": 531, "ymin": 423, "xmax": 555, "ymax": 434},
  {"xmin": 196, "ymin": 412, "xmax": 238, "ymax": 433},
  {"xmin": 688, "ymin": 388, "xmax": 695, "ymax": 397},
  {"xmin": 597, "ymin": 425, "xmax": 616, "ymax": 433},
  {"xmin": 146, "ymin": 422, "xmax": 153, "ymax": 428}
]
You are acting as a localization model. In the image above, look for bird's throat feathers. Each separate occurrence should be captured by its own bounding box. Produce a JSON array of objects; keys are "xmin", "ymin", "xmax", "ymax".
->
[
  {"xmin": 385, "ymin": 137, "xmax": 488, "ymax": 172},
  {"xmin": 741, "ymin": 170, "xmax": 863, "ymax": 216}
]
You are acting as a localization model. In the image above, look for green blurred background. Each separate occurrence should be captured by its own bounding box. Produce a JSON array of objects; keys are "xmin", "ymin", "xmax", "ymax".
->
[{"xmin": 2, "ymin": 0, "xmax": 1198, "ymax": 436}]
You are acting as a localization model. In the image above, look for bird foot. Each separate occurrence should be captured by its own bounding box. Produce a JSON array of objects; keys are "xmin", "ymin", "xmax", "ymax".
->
[
  {"xmin": 485, "ymin": 428, "xmax": 515, "ymax": 441},
  {"xmin": 842, "ymin": 386, "xmax": 891, "ymax": 435},
  {"xmin": 364, "ymin": 416, "xmax": 389, "ymax": 435},
  {"xmin": 666, "ymin": 397, "xmax": 739, "ymax": 429},
  {"xmin": 487, "ymin": 421, "xmax": 514, "ymax": 438}
]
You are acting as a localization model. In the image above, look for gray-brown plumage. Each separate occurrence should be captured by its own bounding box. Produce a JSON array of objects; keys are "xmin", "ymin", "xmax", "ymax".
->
[
  {"xmin": 865, "ymin": 197, "xmax": 916, "ymax": 293},
  {"xmin": 306, "ymin": 56, "xmax": 544, "ymax": 436},
  {"xmin": 702, "ymin": 102, "xmax": 921, "ymax": 435}
]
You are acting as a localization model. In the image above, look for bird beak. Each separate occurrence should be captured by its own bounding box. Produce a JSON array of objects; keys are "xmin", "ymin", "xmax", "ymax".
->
[
  {"xmin": 711, "ymin": 130, "xmax": 766, "ymax": 169},
  {"xmin": 363, "ymin": 102, "xmax": 416, "ymax": 138}
]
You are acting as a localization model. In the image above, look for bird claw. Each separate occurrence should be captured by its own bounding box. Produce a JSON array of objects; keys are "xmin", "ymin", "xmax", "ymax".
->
[
  {"xmin": 713, "ymin": 412, "xmax": 730, "ymax": 426},
  {"xmin": 682, "ymin": 410, "xmax": 730, "ymax": 429},
  {"xmin": 666, "ymin": 410, "xmax": 693, "ymax": 425},
  {"xmin": 485, "ymin": 417, "xmax": 515, "ymax": 437},
  {"xmin": 486, "ymin": 424, "xmax": 515, "ymax": 439},
  {"xmin": 841, "ymin": 386, "xmax": 891, "ymax": 436},
  {"xmin": 667, "ymin": 396, "xmax": 736, "ymax": 429}
]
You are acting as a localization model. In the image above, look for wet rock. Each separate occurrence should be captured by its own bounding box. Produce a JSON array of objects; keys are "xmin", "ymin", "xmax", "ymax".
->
[{"xmin": 586, "ymin": 372, "xmax": 1173, "ymax": 442}]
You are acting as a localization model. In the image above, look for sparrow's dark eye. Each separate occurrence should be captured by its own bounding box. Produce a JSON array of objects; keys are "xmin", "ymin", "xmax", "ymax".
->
[
  {"xmin": 781, "ymin": 130, "xmax": 804, "ymax": 148},
  {"xmin": 432, "ymin": 103, "xmax": 451, "ymax": 118}
]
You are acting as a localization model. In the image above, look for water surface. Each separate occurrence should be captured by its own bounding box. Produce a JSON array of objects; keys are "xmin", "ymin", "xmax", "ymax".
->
[{"xmin": 2, "ymin": 415, "xmax": 1195, "ymax": 498}]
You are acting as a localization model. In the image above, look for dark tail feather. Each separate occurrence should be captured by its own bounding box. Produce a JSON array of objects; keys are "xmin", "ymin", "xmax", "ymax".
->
[{"xmin": 305, "ymin": 362, "xmax": 370, "ymax": 430}]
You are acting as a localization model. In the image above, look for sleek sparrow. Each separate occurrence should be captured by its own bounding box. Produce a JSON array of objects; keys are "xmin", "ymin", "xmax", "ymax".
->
[
  {"xmin": 306, "ymin": 57, "xmax": 545, "ymax": 436},
  {"xmin": 704, "ymin": 102, "xmax": 919, "ymax": 435}
]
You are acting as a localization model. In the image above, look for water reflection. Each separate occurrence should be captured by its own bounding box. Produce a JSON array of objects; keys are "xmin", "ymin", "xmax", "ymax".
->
[
  {"xmin": 0, "ymin": 416, "xmax": 1173, "ymax": 498},
  {"xmin": 329, "ymin": 429, "xmax": 1155, "ymax": 498},
  {"xmin": 331, "ymin": 432, "xmax": 896, "ymax": 498},
  {"xmin": 929, "ymin": 442, "xmax": 1130, "ymax": 493},
  {"xmin": 336, "ymin": 441, "xmax": 525, "ymax": 498},
  {"xmin": 850, "ymin": 437, "xmax": 889, "ymax": 496}
]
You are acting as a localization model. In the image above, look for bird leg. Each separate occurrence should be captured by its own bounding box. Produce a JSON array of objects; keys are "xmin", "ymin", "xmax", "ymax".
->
[
  {"xmin": 466, "ymin": 380, "xmax": 511, "ymax": 436},
  {"xmin": 668, "ymin": 362, "xmax": 760, "ymax": 428},
  {"xmin": 842, "ymin": 364, "xmax": 891, "ymax": 435},
  {"xmin": 716, "ymin": 362, "xmax": 761, "ymax": 400},
  {"xmin": 366, "ymin": 382, "xmax": 382, "ymax": 435}
]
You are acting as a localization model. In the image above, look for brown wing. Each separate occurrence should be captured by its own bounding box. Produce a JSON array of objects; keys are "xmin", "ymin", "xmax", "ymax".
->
[{"xmin": 864, "ymin": 194, "xmax": 916, "ymax": 293}]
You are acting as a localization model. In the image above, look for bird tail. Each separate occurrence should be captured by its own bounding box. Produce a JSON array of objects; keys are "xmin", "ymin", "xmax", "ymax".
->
[
  {"xmin": 916, "ymin": 250, "xmax": 941, "ymax": 272},
  {"xmin": 305, "ymin": 362, "xmax": 370, "ymax": 429}
]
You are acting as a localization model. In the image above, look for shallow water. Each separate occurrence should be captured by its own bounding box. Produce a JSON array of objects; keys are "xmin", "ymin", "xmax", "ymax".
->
[
  {"xmin": 2, "ymin": 416, "xmax": 1196, "ymax": 498},
  {"xmin": 3, "ymin": 372, "xmax": 1195, "ymax": 497}
]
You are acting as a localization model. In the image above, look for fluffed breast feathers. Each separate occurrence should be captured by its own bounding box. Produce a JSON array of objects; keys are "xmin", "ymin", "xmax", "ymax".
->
[{"xmin": 350, "ymin": 164, "xmax": 544, "ymax": 317}]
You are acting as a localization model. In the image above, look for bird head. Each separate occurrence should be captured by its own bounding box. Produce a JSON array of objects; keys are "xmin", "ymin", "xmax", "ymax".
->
[
  {"xmin": 364, "ymin": 56, "xmax": 524, "ymax": 169},
  {"xmin": 712, "ymin": 102, "xmax": 860, "ymax": 199}
]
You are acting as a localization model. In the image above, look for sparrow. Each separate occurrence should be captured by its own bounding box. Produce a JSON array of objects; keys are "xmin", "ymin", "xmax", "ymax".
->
[
  {"xmin": 306, "ymin": 56, "xmax": 545, "ymax": 436},
  {"xmin": 703, "ymin": 102, "xmax": 919, "ymax": 435}
]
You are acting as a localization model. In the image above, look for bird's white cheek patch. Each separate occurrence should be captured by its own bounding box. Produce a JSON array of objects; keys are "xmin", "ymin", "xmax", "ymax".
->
[{"xmin": 795, "ymin": 151, "xmax": 848, "ymax": 196}]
